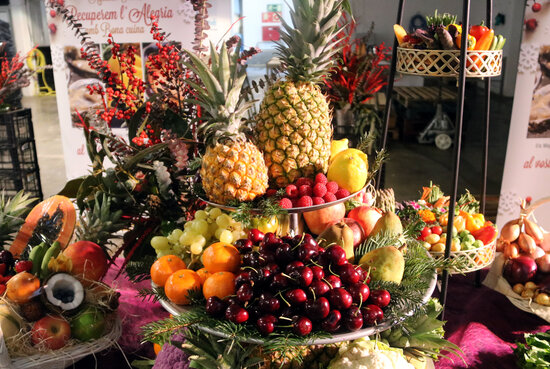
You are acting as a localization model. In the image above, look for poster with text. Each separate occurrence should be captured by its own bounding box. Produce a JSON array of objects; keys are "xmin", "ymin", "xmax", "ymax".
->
[
  {"xmin": 49, "ymin": 0, "xmax": 233, "ymax": 180},
  {"xmin": 498, "ymin": 5, "xmax": 550, "ymax": 230}
]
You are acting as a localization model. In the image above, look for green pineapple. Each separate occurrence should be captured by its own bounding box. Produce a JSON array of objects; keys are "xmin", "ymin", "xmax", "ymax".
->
[
  {"xmin": 255, "ymin": 0, "xmax": 347, "ymax": 187},
  {"xmin": 0, "ymin": 191, "xmax": 36, "ymax": 248},
  {"xmin": 262, "ymin": 344, "xmax": 340, "ymax": 369}
]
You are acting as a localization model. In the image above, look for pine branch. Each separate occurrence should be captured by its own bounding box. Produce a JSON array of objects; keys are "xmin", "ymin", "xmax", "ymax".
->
[
  {"xmin": 365, "ymin": 148, "xmax": 388, "ymax": 188},
  {"xmin": 125, "ymin": 255, "xmax": 156, "ymax": 283},
  {"xmin": 137, "ymin": 286, "xmax": 169, "ymax": 303}
]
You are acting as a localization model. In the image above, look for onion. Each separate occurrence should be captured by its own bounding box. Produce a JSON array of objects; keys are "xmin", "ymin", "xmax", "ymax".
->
[
  {"xmin": 536, "ymin": 254, "xmax": 550, "ymax": 273},
  {"xmin": 530, "ymin": 246, "xmax": 546, "ymax": 260},
  {"xmin": 540, "ymin": 232, "xmax": 550, "ymax": 252},
  {"xmin": 503, "ymin": 255, "xmax": 537, "ymax": 285}
]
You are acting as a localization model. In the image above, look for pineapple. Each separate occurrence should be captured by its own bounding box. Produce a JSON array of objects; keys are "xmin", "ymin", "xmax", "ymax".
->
[
  {"xmin": 184, "ymin": 41, "xmax": 269, "ymax": 204},
  {"xmin": 255, "ymin": 0, "xmax": 347, "ymax": 187},
  {"xmin": 0, "ymin": 191, "xmax": 36, "ymax": 248}
]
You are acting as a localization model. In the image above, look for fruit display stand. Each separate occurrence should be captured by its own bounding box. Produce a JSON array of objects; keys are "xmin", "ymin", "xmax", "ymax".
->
[{"xmin": 380, "ymin": 0, "xmax": 500, "ymax": 317}]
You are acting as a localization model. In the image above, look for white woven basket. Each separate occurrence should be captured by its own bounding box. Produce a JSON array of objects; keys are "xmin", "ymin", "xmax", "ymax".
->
[
  {"xmin": 430, "ymin": 239, "xmax": 496, "ymax": 274},
  {"xmin": 0, "ymin": 315, "xmax": 121, "ymax": 369},
  {"xmin": 396, "ymin": 47, "xmax": 503, "ymax": 78}
]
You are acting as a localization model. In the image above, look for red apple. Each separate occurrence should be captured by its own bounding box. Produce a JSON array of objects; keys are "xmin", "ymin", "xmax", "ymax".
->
[
  {"xmin": 63, "ymin": 241, "xmax": 108, "ymax": 284},
  {"xmin": 342, "ymin": 218, "xmax": 366, "ymax": 247},
  {"xmin": 303, "ymin": 203, "xmax": 346, "ymax": 235},
  {"xmin": 31, "ymin": 315, "xmax": 71, "ymax": 350},
  {"xmin": 348, "ymin": 206, "xmax": 383, "ymax": 237}
]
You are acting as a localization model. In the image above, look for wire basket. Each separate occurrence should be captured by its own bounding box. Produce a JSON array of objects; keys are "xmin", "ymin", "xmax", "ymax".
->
[
  {"xmin": 396, "ymin": 47, "xmax": 503, "ymax": 78},
  {"xmin": 0, "ymin": 315, "xmax": 121, "ymax": 369},
  {"xmin": 429, "ymin": 239, "xmax": 496, "ymax": 274}
]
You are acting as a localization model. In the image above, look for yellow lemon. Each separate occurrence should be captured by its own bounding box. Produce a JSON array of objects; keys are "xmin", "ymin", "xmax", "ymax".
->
[
  {"xmin": 330, "ymin": 139, "xmax": 349, "ymax": 163},
  {"xmin": 327, "ymin": 148, "xmax": 369, "ymax": 193}
]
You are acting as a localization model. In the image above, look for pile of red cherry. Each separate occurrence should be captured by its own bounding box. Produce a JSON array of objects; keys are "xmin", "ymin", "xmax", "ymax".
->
[
  {"xmin": 205, "ymin": 230, "xmax": 391, "ymax": 337},
  {"xmin": 266, "ymin": 173, "xmax": 351, "ymax": 209}
]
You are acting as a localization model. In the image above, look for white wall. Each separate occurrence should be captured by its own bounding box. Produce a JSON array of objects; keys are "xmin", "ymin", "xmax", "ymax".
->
[
  {"xmin": 350, "ymin": 0, "xmax": 525, "ymax": 96},
  {"xmin": 241, "ymin": 0, "xmax": 291, "ymax": 50}
]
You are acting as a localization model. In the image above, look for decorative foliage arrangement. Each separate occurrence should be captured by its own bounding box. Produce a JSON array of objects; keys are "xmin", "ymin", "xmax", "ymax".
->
[{"xmin": 0, "ymin": 46, "xmax": 34, "ymax": 110}]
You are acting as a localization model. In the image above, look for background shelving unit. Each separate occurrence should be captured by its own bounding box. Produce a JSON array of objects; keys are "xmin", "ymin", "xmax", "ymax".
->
[{"xmin": 379, "ymin": 0, "xmax": 499, "ymax": 318}]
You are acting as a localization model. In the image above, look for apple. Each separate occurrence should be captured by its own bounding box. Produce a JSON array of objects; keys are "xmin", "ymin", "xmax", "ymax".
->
[
  {"xmin": 348, "ymin": 206, "xmax": 383, "ymax": 237},
  {"xmin": 31, "ymin": 315, "xmax": 71, "ymax": 350},
  {"xmin": 71, "ymin": 306, "xmax": 106, "ymax": 341},
  {"xmin": 342, "ymin": 218, "xmax": 366, "ymax": 247},
  {"xmin": 303, "ymin": 203, "xmax": 346, "ymax": 235},
  {"xmin": 63, "ymin": 240, "xmax": 108, "ymax": 284}
]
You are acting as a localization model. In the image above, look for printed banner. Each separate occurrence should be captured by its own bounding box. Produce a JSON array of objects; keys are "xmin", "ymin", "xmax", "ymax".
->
[
  {"xmin": 48, "ymin": 0, "xmax": 232, "ymax": 179},
  {"xmin": 497, "ymin": 5, "xmax": 550, "ymax": 229}
]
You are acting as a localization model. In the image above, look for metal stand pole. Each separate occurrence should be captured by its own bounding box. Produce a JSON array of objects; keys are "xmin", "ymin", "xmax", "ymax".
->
[
  {"xmin": 440, "ymin": 0, "xmax": 471, "ymax": 320},
  {"xmin": 377, "ymin": 0, "xmax": 406, "ymax": 190}
]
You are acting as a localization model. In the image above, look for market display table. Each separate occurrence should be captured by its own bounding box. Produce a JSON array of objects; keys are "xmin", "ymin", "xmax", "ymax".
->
[{"xmin": 73, "ymin": 262, "xmax": 549, "ymax": 368}]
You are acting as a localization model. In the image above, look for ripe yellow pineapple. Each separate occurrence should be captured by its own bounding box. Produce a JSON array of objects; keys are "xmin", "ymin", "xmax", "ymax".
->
[
  {"xmin": 184, "ymin": 41, "xmax": 268, "ymax": 204},
  {"xmin": 256, "ymin": 0, "xmax": 347, "ymax": 188}
]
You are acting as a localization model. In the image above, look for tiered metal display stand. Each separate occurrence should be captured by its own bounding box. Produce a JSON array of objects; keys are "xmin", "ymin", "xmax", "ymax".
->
[{"xmin": 378, "ymin": 0, "xmax": 501, "ymax": 318}]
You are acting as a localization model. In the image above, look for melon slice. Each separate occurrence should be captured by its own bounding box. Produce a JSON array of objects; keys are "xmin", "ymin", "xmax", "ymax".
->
[{"xmin": 10, "ymin": 195, "xmax": 76, "ymax": 257}]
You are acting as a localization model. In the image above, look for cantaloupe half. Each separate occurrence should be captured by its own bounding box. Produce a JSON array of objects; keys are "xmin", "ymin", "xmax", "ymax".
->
[{"xmin": 10, "ymin": 195, "xmax": 76, "ymax": 257}]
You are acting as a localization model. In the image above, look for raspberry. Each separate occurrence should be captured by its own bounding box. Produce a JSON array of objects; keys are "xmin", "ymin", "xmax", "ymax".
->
[
  {"xmin": 291, "ymin": 198, "xmax": 300, "ymax": 208},
  {"xmin": 296, "ymin": 177, "xmax": 314, "ymax": 187},
  {"xmin": 313, "ymin": 183, "xmax": 327, "ymax": 197},
  {"xmin": 315, "ymin": 173, "xmax": 328, "ymax": 184},
  {"xmin": 312, "ymin": 197, "xmax": 325, "ymax": 205},
  {"xmin": 323, "ymin": 192, "xmax": 337, "ymax": 203},
  {"xmin": 335, "ymin": 189, "xmax": 351, "ymax": 199},
  {"xmin": 285, "ymin": 185, "xmax": 299, "ymax": 198},
  {"xmin": 298, "ymin": 185, "xmax": 312, "ymax": 197},
  {"xmin": 297, "ymin": 196, "xmax": 313, "ymax": 207},
  {"xmin": 279, "ymin": 198, "xmax": 293, "ymax": 209},
  {"xmin": 266, "ymin": 189, "xmax": 278, "ymax": 197},
  {"xmin": 326, "ymin": 181, "xmax": 339, "ymax": 194}
]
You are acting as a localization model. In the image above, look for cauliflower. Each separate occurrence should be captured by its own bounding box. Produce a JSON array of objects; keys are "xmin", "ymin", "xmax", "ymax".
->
[
  {"xmin": 328, "ymin": 338, "xmax": 414, "ymax": 369},
  {"xmin": 152, "ymin": 334, "xmax": 190, "ymax": 369}
]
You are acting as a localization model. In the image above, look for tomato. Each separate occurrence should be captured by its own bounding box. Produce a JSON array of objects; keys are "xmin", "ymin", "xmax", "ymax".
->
[
  {"xmin": 430, "ymin": 225, "xmax": 443, "ymax": 236},
  {"xmin": 420, "ymin": 226, "xmax": 432, "ymax": 240}
]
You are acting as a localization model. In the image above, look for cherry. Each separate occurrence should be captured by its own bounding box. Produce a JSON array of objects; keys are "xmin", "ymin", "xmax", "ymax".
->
[
  {"xmin": 533, "ymin": 2, "xmax": 542, "ymax": 12},
  {"xmin": 235, "ymin": 271, "xmax": 252, "ymax": 288},
  {"xmin": 259, "ymin": 252, "xmax": 276, "ymax": 266},
  {"xmin": 297, "ymin": 244, "xmax": 319, "ymax": 262},
  {"xmin": 349, "ymin": 283, "xmax": 370, "ymax": 304},
  {"xmin": 248, "ymin": 305, "xmax": 262, "ymax": 321},
  {"xmin": 285, "ymin": 261, "xmax": 305, "ymax": 274},
  {"xmin": 368, "ymin": 289, "xmax": 391, "ymax": 308},
  {"xmin": 252, "ymin": 267, "xmax": 271, "ymax": 286},
  {"xmin": 308, "ymin": 280, "xmax": 330, "ymax": 297},
  {"xmin": 326, "ymin": 245, "xmax": 348, "ymax": 266},
  {"xmin": 236, "ymin": 283, "xmax": 254, "ymax": 302},
  {"xmin": 234, "ymin": 238, "xmax": 253, "ymax": 253},
  {"xmin": 361, "ymin": 304, "xmax": 384, "ymax": 326},
  {"xmin": 301, "ymin": 233, "xmax": 318, "ymax": 249},
  {"xmin": 289, "ymin": 266, "xmax": 313, "ymax": 287},
  {"xmin": 304, "ymin": 297, "xmax": 330, "ymax": 321},
  {"xmin": 265, "ymin": 263, "xmax": 281, "ymax": 275},
  {"xmin": 338, "ymin": 263, "xmax": 361, "ymax": 285},
  {"xmin": 256, "ymin": 314, "xmax": 277, "ymax": 335},
  {"xmin": 343, "ymin": 306, "xmax": 363, "ymax": 331},
  {"xmin": 321, "ymin": 310, "xmax": 342, "ymax": 332},
  {"xmin": 275, "ymin": 243, "xmax": 294, "ymax": 265},
  {"xmin": 206, "ymin": 296, "xmax": 227, "ymax": 317},
  {"xmin": 242, "ymin": 252, "xmax": 260, "ymax": 268},
  {"xmin": 225, "ymin": 304, "xmax": 249, "ymax": 324},
  {"xmin": 260, "ymin": 239, "xmax": 281, "ymax": 253},
  {"xmin": 270, "ymin": 273, "xmax": 289, "ymax": 289},
  {"xmin": 525, "ymin": 18, "xmax": 538, "ymax": 31},
  {"xmin": 285, "ymin": 288, "xmax": 307, "ymax": 305},
  {"xmin": 327, "ymin": 288, "xmax": 353, "ymax": 310},
  {"xmin": 358, "ymin": 268, "xmax": 371, "ymax": 284},
  {"xmin": 325, "ymin": 275, "xmax": 342, "ymax": 289},
  {"xmin": 248, "ymin": 229, "xmax": 265, "ymax": 244},
  {"xmin": 311, "ymin": 266, "xmax": 324, "ymax": 280},
  {"xmin": 292, "ymin": 316, "xmax": 313, "ymax": 336},
  {"xmin": 259, "ymin": 293, "xmax": 281, "ymax": 313},
  {"xmin": 279, "ymin": 306, "xmax": 298, "ymax": 320}
]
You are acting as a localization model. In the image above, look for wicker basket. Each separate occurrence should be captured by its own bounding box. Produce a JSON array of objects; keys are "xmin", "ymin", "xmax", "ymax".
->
[
  {"xmin": 430, "ymin": 239, "xmax": 496, "ymax": 274},
  {"xmin": 0, "ymin": 315, "xmax": 121, "ymax": 369},
  {"xmin": 396, "ymin": 47, "xmax": 503, "ymax": 78}
]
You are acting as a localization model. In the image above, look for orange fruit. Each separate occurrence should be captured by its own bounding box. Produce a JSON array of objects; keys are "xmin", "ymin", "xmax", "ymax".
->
[
  {"xmin": 164, "ymin": 269, "xmax": 201, "ymax": 305},
  {"xmin": 202, "ymin": 242, "xmax": 240, "ymax": 273},
  {"xmin": 202, "ymin": 271, "xmax": 236, "ymax": 300},
  {"xmin": 150, "ymin": 255, "xmax": 187, "ymax": 287},
  {"xmin": 6, "ymin": 272, "xmax": 40, "ymax": 304},
  {"xmin": 196, "ymin": 268, "xmax": 212, "ymax": 285}
]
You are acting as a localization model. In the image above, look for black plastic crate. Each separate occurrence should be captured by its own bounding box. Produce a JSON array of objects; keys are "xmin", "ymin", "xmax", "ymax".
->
[
  {"xmin": 0, "ymin": 168, "xmax": 42, "ymax": 199},
  {"xmin": 0, "ymin": 141, "xmax": 39, "ymax": 170},
  {"xmin": 0, "ymin": 108, "xmax": 34, "ymax": 145}
]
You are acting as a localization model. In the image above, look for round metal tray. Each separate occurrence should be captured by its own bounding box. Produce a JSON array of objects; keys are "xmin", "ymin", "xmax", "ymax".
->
[{"xmin": 158, "ymin": 270, "xmax": 437, "ymax": 345}]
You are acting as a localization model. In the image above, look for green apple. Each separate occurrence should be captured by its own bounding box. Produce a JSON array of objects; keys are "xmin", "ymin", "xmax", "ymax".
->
[{"xmin": 70, "ymin": 307, "xmax": 105, "ymax": 341}]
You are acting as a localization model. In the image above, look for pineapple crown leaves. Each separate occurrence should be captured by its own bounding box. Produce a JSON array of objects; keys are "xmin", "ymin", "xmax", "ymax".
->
[
  {"xmin": 277, "ymin": 0, "xmax": 350, "ymax": 82},
  {"xmin": 0, "ymin": 190, "xmax": 37, "ymax": 247},
  {"xmin": 182, "ymin": 41, "xmax": 254, "ymax": 145}
]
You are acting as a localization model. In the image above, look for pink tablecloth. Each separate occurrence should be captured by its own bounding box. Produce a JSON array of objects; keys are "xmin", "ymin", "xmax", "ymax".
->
[{"xmin": 76, "ymin": 261, "xmax": 549, "ymax": 368}]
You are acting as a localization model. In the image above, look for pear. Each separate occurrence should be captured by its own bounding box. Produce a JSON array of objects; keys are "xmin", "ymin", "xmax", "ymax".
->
[
  {"xmin": 358, "ymin": 246, "xmax": 405, "ymax": 284},
  {"xmin": 317, "ymin": 221, "xmax": 355, "ymax": 262},
  {"xmin": 370, "ymin": 211, "xmax": 403, "ymax": 238}
]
